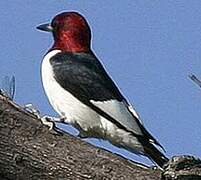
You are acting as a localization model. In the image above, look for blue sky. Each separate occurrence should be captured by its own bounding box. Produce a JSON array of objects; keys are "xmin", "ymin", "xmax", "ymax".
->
[{"xmin": 0, "ymin": 1, "xmax": 201, "ymax": 166}]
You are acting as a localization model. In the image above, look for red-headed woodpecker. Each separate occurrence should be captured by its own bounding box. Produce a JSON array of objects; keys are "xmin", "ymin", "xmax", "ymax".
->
[{"xmin": 37, "ymin": 12, "xmax": 168, "ymax": 168}]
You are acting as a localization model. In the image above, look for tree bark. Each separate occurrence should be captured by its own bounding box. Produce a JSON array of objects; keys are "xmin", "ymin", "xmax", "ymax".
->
[{"xmin": 0, "ymin": 94, "xmax": 201, "ymax": 180}]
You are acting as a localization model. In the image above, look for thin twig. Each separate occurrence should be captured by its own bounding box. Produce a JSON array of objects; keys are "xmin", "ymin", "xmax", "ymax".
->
[{"xmin": 189, "ymin": 74, "xmax": 201, "ymax": 88}]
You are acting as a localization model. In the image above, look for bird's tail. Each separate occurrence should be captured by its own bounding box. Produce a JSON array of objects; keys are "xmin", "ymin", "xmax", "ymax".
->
[
  {"xmin": 143, "ymin": 141, "xmax": 169, "ymax": 168},
  {"xmin": 118, "ymin": 136, "xmax": 168, "ymax": 168}
]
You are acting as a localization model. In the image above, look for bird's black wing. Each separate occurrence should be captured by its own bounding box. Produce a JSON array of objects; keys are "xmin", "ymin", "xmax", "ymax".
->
[{"xmin": 50, "ymin": 51, "xmax": 124, "ymax": 102}]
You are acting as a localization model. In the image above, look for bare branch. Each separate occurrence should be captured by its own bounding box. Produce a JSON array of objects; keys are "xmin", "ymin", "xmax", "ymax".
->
[
  {"xmin": 0, "ymin": 94, "xmax": 162, "ymax": 179},
  {"xmin": 189, "ymin": 74, "xmax": 201, "ymax": 88},
  {"xmin": 0, "ymin": 94, "xmax": 201, "ymax": 179}
]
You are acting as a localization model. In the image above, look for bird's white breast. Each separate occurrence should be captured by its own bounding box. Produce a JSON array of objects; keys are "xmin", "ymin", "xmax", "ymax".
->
[{"xmin": 41, "ymin": 50, "xmax": 101, "ymax": 131}]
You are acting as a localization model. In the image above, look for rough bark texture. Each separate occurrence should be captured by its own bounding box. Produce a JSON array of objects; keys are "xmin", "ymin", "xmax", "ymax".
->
[{"xmin": 0, "ymin": 94, "xmax": 201, "ymax": 180}]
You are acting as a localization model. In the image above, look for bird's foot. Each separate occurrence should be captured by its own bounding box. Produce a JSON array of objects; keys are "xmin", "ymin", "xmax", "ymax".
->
[
  {"xmin": 42, "ymin": 115, "xmax": 66, "ymax": 123},
  {"xmin": 24, "ymin": 103, "xmax": 64, "ymax": 135},
  {"xmin": 40, "ymin": 115, "xmax": 64, "ymax": 135},
  {"xmin": 40, "ymin": 115, "xmax": 55, "ymax": 130},
  {"xmin": 23, "ymin": 103, "xmax": 41, "ymax": 118}
]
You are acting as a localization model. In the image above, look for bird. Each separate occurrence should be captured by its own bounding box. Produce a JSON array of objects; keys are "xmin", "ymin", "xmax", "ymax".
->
[{"xmin": 37, "ymin": 11, "xmax": 169, "ymax": 168}]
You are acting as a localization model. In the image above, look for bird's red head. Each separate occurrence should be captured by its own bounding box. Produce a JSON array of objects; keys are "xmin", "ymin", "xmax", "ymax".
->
[{"xmin": 37, "ymin": 12, "xmax": 91, "ymax": 53}]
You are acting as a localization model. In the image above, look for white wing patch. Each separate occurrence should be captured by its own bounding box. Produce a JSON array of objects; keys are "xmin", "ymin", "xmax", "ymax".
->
[
  {"xmin": 127, "ymin": 103, "xmax": 144, "ymax": 125},
  {"xmin": 90, "ymin": 99, "xmax": 143, "ymax": 136}
]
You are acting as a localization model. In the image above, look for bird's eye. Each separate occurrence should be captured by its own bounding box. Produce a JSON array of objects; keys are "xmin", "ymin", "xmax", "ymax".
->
[
  {"xmin": 51, "ymin": 21, "xmax": 57, "ymax": 29},
  {"xmin": 51, "ymin": 20, "xmax": 65, "ymax": 31}
]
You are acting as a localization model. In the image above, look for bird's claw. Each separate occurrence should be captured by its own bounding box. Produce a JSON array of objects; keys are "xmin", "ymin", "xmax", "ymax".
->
[
  {"xmin": 24, "ymin": 104, "xmax": 64, "ymax": 135},
  {"xmin": 24, "ymin": 103, "xmax": 41, "ymax": 118},
  {"xmin": 23, "ymin": 104, "xmax": 54, "ymax": 129},
  {"xmin": 42, "ymin": 115, "xmax": 65, "ymax": 123},
  {"xmin": 40, "ymin": 116, "xmax": 55, "ymax": 130},
  {"xmin": 40, "ymin": 116, "xmax": 63, "ymax": 135}
]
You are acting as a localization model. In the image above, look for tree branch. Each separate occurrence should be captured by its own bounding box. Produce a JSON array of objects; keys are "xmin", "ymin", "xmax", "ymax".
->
[
  {"xmin": 0, "ymin": 94, "xmax": 201, "ymax": 179},
  {"xmin": 0, "ymin": 94, "xmax": 162, "ymax": 179}
]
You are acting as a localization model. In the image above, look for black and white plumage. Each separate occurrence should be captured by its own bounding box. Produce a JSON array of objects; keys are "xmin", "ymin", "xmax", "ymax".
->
[{"xmin": 38, "ymin": 11, "xmax": 168, "ymax": 168}]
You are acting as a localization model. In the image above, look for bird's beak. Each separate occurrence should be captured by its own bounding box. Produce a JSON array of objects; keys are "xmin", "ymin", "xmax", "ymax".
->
[{"xmin": 36, "ymin": 23, "xmax": 53, "ymax": 32}]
